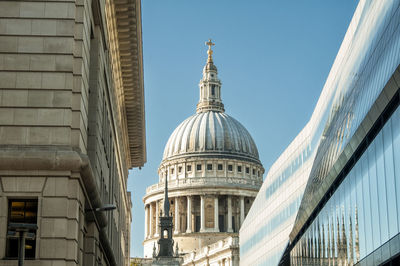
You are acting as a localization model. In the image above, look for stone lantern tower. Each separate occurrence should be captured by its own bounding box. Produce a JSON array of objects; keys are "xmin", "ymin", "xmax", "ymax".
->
[{"xmin": 143, "ymin": 40, "xmax": 264, "ymax": 258}]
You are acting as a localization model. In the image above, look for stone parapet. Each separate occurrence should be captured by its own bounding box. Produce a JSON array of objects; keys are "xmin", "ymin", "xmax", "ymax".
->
[{"xmin": 145, "ymin": 178, "xmax": 261, "ymax": 196}]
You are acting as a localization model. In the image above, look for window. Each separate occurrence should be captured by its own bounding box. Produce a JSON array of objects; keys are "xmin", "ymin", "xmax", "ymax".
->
[
  {"xmin": 252, "ymin": 169, "xmax": 255, "ymax": 175},
  {"xmin": 197, "ymin": 164, "xmax": 202, "ymax": 171},
  {"xmin": 6, "ymin": 199, "xmax": 38, "ymax": 258},
  {"xmin": 238, "ymin": 166, "xmax": 242, "ymax": 173},
  {"xmin": 218, "ymin": 164, "xmax": 223, "ymax": 171},
  {"xmin": 246, "ymin": 167, "xmax": 250, "ymax": 174},
  {"xmin": 187, "ymin": 165, "xmax": 192, "ymax": 172},
  {"xmin": 170, "ymin": 168, "xmax": 174, "ymax": 174},
  {"xmin": 211, "ymin": 85, "xmax": 215, "ymax": 96},
  {"xmin": 178, "ymin": 166, "xmax": 182, "ymax": 173},
  {"xmin": 228, "ymin": 165, "xmax": 233, "ymax": 172},
  {"xmin": 207, "ymin": 164, "xmax": 213, "ymax": 170}
]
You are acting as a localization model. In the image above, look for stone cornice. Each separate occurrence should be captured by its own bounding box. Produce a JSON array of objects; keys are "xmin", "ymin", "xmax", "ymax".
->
[
  {"xmin": 143, "ymin": 178, "xmax": 260, "ymax": 203},
  {"xmin": 114, "ymin": 0, "xmax": 146, "ymax": 168},
  {"xmin": 103, "ymin": 0, "xmax": 146, "ymax": 169}
]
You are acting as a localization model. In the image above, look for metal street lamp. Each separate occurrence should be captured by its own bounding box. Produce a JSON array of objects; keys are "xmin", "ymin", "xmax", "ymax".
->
[
  {"xmin": 85, "ymin": 203, "xmax": 117, "ymax": 213},
  {"xmin": 7, "ymin": 223, "xmax": 38, "ymax": 266}
]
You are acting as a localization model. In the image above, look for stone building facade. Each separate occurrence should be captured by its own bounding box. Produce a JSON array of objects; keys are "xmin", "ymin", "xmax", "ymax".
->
[
  {"xmin": 143, "ymin": 41, "xmax": 263, "ymax": 263},
  {"xmin": 182, "ymin": 236, "xmax": 239, "ymax": 266},
  {"xmin": 0, "ymin": 0, "xmax": 145, "ymax": 265}
]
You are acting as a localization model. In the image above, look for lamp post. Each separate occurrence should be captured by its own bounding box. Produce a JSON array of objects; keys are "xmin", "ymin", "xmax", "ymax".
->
[
  {"xmin": 85, "ymin": 203, "xmax": 117, "ymax": 213},
  {"xmin": 7, "ymin": 223, "xmax": 38, "ymax": 266}
]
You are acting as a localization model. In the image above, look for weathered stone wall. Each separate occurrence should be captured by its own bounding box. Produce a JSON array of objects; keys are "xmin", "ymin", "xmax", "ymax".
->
[{"xmin": 0, "ymin": 0, "xmax": 137, "ymax": 265}]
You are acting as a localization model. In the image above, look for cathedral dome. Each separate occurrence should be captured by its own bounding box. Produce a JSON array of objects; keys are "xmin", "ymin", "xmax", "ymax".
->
[
  {"xmin": 143, "ymin": 40, "xmax": 264, "ymax": 259},
  {"xmin": 162, "ymin": 111, "xmax": 260, "ymax": 163},
  {"xmin": 161, "ymin": 39, "xmax": 260, "ymax": 164}
]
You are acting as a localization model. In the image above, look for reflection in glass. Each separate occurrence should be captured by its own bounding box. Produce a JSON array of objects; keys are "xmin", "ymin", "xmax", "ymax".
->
[{"xmin": 291, "ymin": 108, "xmax": 400, "ymax": 265}]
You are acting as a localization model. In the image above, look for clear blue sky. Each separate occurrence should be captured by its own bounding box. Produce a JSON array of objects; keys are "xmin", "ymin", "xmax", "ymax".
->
[{"xmin": 128, "ymin": 0, "xmax": 359, "ymax": 257}]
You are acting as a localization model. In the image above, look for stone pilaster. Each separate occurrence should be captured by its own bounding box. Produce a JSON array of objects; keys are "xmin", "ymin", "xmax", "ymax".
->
[
  {"xmin": 227, "ymin": 196, "xmax": 233, "ymax": 232},
  {"xmin": 145, "ymin": 204, "xmax": 149, "ymax": 238},
  {"xmin": 200, "ymin": 195, "xmax": 205, "ymax": 232},
  {"xmin": 186, "ymin": 196, "xmax": 192, "ymax": 233},
  {"xmin": 214, "ymin": 196, "xmax": 219, "ymax": 232},
  {"xmin": 150, "ymin": 202, "xmax": 154, "ymax": 237},
  {"xmin": 174, "ymin": 197, "xmax": 180, "ymax": 234},
  {"xmin": 155, "ymin": 201, "xmax": 159, "ymax": 237},
  {"xmin": 240, "ymin": 196, "xmax": 245, "ymax": 227}
]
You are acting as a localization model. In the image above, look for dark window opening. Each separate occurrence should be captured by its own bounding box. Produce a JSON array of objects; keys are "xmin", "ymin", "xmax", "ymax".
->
[
  {"xmin": 178, "ymin": 166, "xmax": 182, "ymax": 173},
  {"xmin": 195, "ymin": 216, "xmax": 201, "ymax": 232},
  {"xmin": 228, "ymin": 165, "xmax": 233, "ymax": 172},
  {"xmin": 187, "ymin": 165, "xmax": 192, "ymax": 172},
  {"xmin": 197, "ymin": 164, "xmax": 202, "ymax": 171},
  {"xmin": 246, "ymin": 167, "xmax": 250, "ymax": 174},
  {"xmin": 6, "ymin": 199, "xmax": 38, "ymax": 258},
  {"xmin": 218, "ymin": 164, "xmax": 223, "ymax": 171},
  {"xmin": 207, "ymin": 164, "xmax": 212, "ymax": 170},
  {"xmin": 170, "ymin": 168, "xmax": 174, "ymax": 174},
  {"xmin": 252, "ymin": 169, "xmax": 255, "ymax": 175},
  {"xmin": 211, "ymin": 85, "xmax": 215, "ymax": 96},
  {"xmin": 219, "ymin": 215, "xmax": 225, "ymax": 232},
  {"xmin": 238, "ymin": 166, "xmax": 242, "ymax": 173}
]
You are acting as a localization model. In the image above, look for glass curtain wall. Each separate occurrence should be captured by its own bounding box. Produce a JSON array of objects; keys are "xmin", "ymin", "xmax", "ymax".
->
[{"xmin": 291, "ymin": 105, "xmax": 400, "ymax": 266}]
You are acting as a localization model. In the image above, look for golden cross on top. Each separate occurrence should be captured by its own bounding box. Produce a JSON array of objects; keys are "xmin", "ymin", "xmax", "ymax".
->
[{"xmin": 206, "ymin": 39, "xmax": 215, "ymax": 50}]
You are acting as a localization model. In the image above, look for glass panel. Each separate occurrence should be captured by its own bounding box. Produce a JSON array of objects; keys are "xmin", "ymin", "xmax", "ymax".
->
[
  {"xmin": 375, "ymin": 131, "xmax": 389, "ymax": 244},
  {"xmin": 368, "ymin": 141, "xmax": 381, "ymax": 250},
  {"xmin": 356, "ymin": 161, "xmax": 366, "ymax": 259},
  {"xmin": 362, "ymin": 154, "xmax": 373, "ymax": 255},
  {"xmin": 392, "ymin": 108, "xmax": 400, "ymax": 229},
  {"xmin": 383, "ymin": 117, "xmax": 398, "ymax": 238}
]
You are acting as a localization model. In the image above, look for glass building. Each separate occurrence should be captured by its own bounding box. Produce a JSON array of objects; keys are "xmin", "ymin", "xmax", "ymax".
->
[{"xmin": 240, "ymin": 0, "xmax": 400, "ymax": 265}]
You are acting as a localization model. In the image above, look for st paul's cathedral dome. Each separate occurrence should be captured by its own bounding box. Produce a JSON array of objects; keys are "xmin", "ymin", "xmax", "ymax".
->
[{"xmin": 143, "ymin": 40, "xmax": 264, "ymax": 258}]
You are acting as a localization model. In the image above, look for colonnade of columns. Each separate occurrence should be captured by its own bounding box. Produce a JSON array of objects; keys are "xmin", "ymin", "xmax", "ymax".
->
[{"xmin": 144, "ymin": 195, "xmax": 248, "ymax": 239}]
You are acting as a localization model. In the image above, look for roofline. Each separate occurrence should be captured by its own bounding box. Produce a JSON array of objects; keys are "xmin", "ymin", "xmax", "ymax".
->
[{"xmin": 114, "ymin": 0, "xmax": 146, "ymax": 168}]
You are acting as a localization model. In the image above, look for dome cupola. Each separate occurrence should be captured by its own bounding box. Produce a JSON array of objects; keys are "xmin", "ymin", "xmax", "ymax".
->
[
  {"xmin": 161, "ymin": 40, "xmax": 261, "ymax": 164},
  {"xmin": 196, "ymin": 39, "xmax": 224, "ymax": 113}
]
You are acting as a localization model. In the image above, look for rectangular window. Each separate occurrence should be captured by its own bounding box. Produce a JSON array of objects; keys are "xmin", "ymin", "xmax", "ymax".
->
[
  {"xmin": 228, "ymin": 165, "xmax": 233, "ymax": 171},
  {"xmin": 211, "ymin": 85, "xmax": 215, "ymax": 96},
  {"xmin": 207, "ymin": 164, "xmax": 213, "ymax": 170},
  {"xmin": 252, "ymin": 169, "xmax": 255, "ymax": 175},
  {"xmin": 187, "ymin": 165, "xmax": 192, "ymax": 172},
  {"xmin": 178, "ymin": 166, "xmax": 182, "ymax": 173},
  {"xmin": 218, "ymin": 164, "xmax": 223, "ymax": 171},
  {"xmin": 6, "ymin": 199, "xmax": 38, "ymax": 258},
  {"xmin": 171, "ymin": 168, "xmax": 174, "ymax": 174},
  {"xmin": 238, "ymin": 166, "xmax": 242, "ymax": 173},
  {"xmin": 197, "ymin": 164, "xmax": 202, "ymax": 171},
  {"xmin": 246, "ymin": 167, "xmax": 250, "ymax": 174}
]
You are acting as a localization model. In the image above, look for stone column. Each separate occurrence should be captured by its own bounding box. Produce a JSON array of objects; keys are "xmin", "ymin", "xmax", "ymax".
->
[
  {"xmin": 174, "ymin": 197, "xmax": 180, "ymax": 234},
  {"xmin": 144, "ymin": 204, "xmax": 149, "ymax": 238},
  {"xmin": 155, "ymin": 201, "xmax": 159, "ymax": 237},
  {"xmin": 149, "ymin": 202, "xmax": 154, "ymax": 237},
  {"xmin": 214, "ymin": 196, "xmax": 219, "ymax": 232},
  {"xmin": 227, "ymin": 196, "xmax": 233, "ymax": 232},
  {"xmin": 240, "ymin": 196, "xmax": 245, "ymax": 227},
  {"xmin": 200, "ymin": 195, "xmax": 205, "ymax": 232},
  {"xmin": 186, "ymin": 196, "xmax": 192, "ymax": 233}
]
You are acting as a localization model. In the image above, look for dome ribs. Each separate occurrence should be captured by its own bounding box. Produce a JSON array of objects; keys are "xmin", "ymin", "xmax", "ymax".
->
[{"xmin": 161, "ymin": 112, "xmax": 260, "ymax": 163}]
